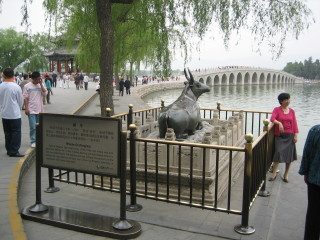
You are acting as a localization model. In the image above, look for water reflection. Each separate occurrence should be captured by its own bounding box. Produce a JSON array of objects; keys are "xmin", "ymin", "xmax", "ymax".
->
[{"xmin": 143, "ymin": 84, "xmax": 320, "ymax": 155}]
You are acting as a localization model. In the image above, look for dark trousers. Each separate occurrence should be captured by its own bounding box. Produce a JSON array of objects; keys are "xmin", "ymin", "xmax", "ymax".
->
[
  {"xmin": 304, "ymin": 182, "xmax": 320, "ymax": 240},
  {"xmin": 46, "ymin": 89, "xmax": 51, "ymax": 103},
  {"xmin": 84, "ymin": 82, "xmax": 88, "ymax": 90},
  {"xmin": 2, "ymin": 118, "xmax": 22, "ymax": 155},
  {"xmin": 126, "ymin": 87, "xmax": 130, "ymax": 95}
]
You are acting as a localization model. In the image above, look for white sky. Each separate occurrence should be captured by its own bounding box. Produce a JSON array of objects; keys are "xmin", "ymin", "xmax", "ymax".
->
[{"xmin": 0, "ymin": 0, "xmax": 319, "ymax": 71}]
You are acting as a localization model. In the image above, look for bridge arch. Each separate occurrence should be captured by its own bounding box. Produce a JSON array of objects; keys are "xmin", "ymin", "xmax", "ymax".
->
[
  {"xmin": 267, "ymin": 73, "xmax": 271, "ymax": 84},
  {"xmin": 199, "ymin": 78, "xmax": 204, "ymax": 84},
  {"xmin": 259, "ymin": 73, "xmax": 265, "ymax": 84},
  {"xmin": 222, "ymin": 74, "xmax": 227, "ymax": 85},
  {"xmin": 272, "ymin": 74, "xmax": 276, "ymax": 83},
  {"xmin": 244, "ymin": 72, "xmax": 250, "ymax": 84},
  {"xmin": 214, "ymin": 75, "xmax": 219, "ymax": 85},
  {"xmin": 229, "ymin": 73, "xmax": 235, "ymax": 85},
  {"xmin": 252, "ymin": 72, "xmax": 258, "ymax": 84},
  {"xmin": 206, "ymin": 76, "xmax": 212, "ymax": 86},
  {"xmin": 237, "ymin": 72, "xmax": 243, "ymax": 84}
]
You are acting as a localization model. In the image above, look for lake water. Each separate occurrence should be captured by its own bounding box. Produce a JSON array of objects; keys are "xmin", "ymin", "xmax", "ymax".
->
[{"xmin": 143, "ymin": 84, "xmax": 320, "ymax": 155}]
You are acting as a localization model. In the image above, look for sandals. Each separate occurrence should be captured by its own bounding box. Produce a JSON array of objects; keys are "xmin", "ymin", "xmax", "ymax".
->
[
  {"xmin": 281, "ymin": 176, "xmax": 289, "ymax": 183},
  {"xmin": 268, "ymin": 174, "xmax": 277, "ymax": 181}
]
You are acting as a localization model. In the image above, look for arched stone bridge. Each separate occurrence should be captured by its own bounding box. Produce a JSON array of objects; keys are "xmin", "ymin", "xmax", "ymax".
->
[{"xmin": 193, "ymin": 67, "xmax": 303, "ymax": 86}]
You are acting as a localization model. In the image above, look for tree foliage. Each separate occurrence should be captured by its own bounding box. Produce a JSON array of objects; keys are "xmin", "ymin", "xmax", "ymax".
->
[
  {"xmin": 37, "ymin": 0, "xmax": 314, "ymax": 115},
  {"xmin": 0, "ymin": 28, "xmax": 29, "ymax": 70},
  {"xmin": 43, "ymin": 0, "xmax": 314, "ymax": 72},
  {"xmin": 0, "ymin": 28, "xmax": 54, "ymax": 72},
  {"xmin": 283, "ymin": 57, "xmax": 320, "ymax": 80}
]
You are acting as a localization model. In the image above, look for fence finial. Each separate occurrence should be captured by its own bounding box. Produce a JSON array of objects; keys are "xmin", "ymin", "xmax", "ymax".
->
[
  {"xmin": 106, "ymin": 108, "xmax": 112, "ymax": 117},
  {"xmin": 244, "ymin": 133, "xmax": 254, "ymax": 143},
  {"xmin": 129, "ymin": 124, "xmax": 137, "ymax": 132},
  {"xmin": 263, "ymin": 119, "xmax": 270, "ymax": 126},
  {"xmin": 216, "ymin": 101, "xmax": 221, "ymax": 110}
]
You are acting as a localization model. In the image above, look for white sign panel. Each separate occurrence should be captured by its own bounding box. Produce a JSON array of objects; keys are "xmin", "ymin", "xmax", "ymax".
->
[{"xmin": 40, "ymin": 114, "xmax": 121, "ymax": 177}]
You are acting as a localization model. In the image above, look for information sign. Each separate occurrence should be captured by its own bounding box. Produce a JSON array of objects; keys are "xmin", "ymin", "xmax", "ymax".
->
[{"xmin": 40, "ymin": 113, "xmax": 121, "ymax": 177}]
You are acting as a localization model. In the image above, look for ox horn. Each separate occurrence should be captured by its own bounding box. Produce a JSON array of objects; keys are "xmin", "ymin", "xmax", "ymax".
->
[
  {"xmin": 184, "ymin": 68, "xmax": 190, "ymax": 82},
  {"xmin": 188, "ymin": 68, "xmax": 194, "ymax": 83}
]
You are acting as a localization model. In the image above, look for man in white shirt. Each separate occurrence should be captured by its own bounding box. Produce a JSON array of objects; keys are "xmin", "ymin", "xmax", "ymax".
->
[
  {"xmin": 83, "ymin": 74, "xmax": 89, "ymax": 90},
  {"xmin": 0, "ymin": 68, "xmax": 24, "ymax": 157},
  {"xmin": 63, "ymin": 73, "xmax": 71, "ymax": 89}
]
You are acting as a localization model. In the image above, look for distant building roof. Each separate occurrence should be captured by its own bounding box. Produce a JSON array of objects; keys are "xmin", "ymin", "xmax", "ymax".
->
[{"xmin": 43, "ymin": 46, "xmax": 77, "ymax": 61}]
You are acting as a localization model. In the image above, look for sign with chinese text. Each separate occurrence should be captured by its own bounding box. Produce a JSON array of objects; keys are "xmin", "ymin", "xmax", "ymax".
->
[{"xmin": 40, "ymin": 113, "xmax": 121, "ymax": 177}]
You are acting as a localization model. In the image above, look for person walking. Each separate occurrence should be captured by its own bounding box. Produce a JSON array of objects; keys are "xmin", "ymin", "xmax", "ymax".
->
[
  {"xmin": 299, "ymin": 125, "xmax": 320, "ymax": 240},
  {"xmin": 269, "ymin": 92, "xmax": 298, "ymax": 182},
  {"xmin": 83, "ymin": 74, "xmax": 89, "ymax": 90},
  {"xmin": 52, "ymin": 72, "xmax": 57, "ymax": 87},
  {"xmin": 79, "ymin": 73, "xmax": 84, "ymax": 89},
  {"xmin": 63, "ymin": 73, "xmax": 70, "ymax": 89},
  {"xmin": 125, "ymin": 78, "xmax": 131, "ymax": 95},
  {"xmin": 45, "ymin": 76, "xmax": 52, "ymax": 104},
  {"xmin": 23, "ymin": 71, "xmax": 47, "ymax": 148},
  {"xmin": 0, "ymin": 68, "xmax": 24, "ymax": 157},
  {"xmin": 74, "ymin": 74, "xmax": 80, "ymax": 90},
  {"xmin": 19, "ymin": 73, "xmax": 31, "ymax": 110},
  {"xmin": 119, "ymin": 78, "xmax": 125, "ymax": 96}
]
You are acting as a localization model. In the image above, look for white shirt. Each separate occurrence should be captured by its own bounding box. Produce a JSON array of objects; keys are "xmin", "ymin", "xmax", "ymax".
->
[
  {"xmin": 0, "ymin": 81, "xmax": 23, "ymax": 119},
  {"xmin": 84, "ymin": 75, "xmax": 89, "ymax": 82}
]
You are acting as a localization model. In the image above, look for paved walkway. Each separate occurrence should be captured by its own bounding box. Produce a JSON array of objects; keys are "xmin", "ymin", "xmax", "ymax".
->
[{"xmin": 1, "ymin": 81, "xmax": 308, "ymax": 240}]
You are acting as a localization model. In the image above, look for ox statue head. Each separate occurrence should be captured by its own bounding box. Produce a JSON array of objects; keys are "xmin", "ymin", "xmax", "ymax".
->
[{"xmin": 184, "ymin": 68, "xmax": 210, "ymax": 99}]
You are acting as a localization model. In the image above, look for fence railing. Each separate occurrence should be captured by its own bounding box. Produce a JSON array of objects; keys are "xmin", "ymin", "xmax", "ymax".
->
[
  {"xmin": 47, "ymin": 103, "xmax": 275, "ymax": 235},
  {"xmin": 112, "ymin": 101, "xmax": 271, "ymax": 137}
]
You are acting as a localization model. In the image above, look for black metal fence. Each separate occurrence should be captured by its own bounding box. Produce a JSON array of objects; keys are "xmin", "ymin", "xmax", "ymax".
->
[{"xmin": 47, "ymin": 103, "xmax": 274, "ymax": 235}]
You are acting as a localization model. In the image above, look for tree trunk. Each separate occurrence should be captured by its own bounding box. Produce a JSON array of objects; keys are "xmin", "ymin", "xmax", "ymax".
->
[
  {"xmin": 129, "ymin": 61, "xmax": 133, "ymax": 86},
  {"xmin": 96, "ymin": 0, "xmax": 114, "ymax": 116}
]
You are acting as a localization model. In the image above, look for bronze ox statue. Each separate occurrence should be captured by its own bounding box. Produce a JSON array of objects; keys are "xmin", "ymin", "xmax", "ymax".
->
[{"xmin": 158, "ymin": 68, "xmax": 210, "ymax": 139}]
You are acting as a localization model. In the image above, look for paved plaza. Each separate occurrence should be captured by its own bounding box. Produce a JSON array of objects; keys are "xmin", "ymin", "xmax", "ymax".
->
[{"xmin": 1, "ymin": 80, "xmax": 308, "ymax": 240}]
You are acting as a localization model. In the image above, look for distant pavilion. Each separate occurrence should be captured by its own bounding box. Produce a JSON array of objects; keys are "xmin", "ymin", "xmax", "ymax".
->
[{"xmin": 43, "ymin": 46, "xmax": 78, "ymax": 73}]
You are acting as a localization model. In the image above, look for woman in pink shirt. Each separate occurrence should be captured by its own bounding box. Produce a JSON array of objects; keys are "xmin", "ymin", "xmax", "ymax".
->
[{"xmin": 269, "ymin": 93, "xmax": 299, "ymax": 183}]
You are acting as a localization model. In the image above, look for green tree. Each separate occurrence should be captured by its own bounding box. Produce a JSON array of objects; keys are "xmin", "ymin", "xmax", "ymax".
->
[
  {"xmin": 38, "ymin": 0, "xmax": 313, "ymax": 116},
  {"xmin": 283, "ymin": 57, "xmax": 320, "ymax": 79},
  {"xmin": 27, "ymin": 33, "xmax": 55, "ymax": 72},
  {"xmin": 0, "ymin": 28, "xmax": 30, "ymax": 70},
  {"xmin": 0, "ymin": 28, "xmax": 54, "ymax": 72}
]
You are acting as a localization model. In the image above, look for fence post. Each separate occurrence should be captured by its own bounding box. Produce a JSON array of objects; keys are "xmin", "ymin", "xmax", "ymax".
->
[
  {"xmin": 113, "ymin": 131, "xmax": 133, "ymax": 230},
  {"xmin": 127, "ymin": 104, "xmax": 133, "ymax": 130},
  {"xmin": 216, "ymin": 101, "xmax": 221, "ymax": 118},
  {"xmin": 258, "ymin": 119, "xmax": 271, "ymax": 197},
  {"xmin": 234, "ymin": 133, "xmax": 255, "ymax": 235},
  {"xmin": 161, "ymin": 99, "xmax": 165, "ymax": 109},
  {"xmin": 106, "ymin": 108, "xmax": 112, "ymax": 117},
  {"xmin": 29, "ymin": 123, "xmax": 48, "ymax": 213},
  {"xmin": 126, "ymin": 124, "xmax": 143, "ymax": 212},
  {"xmin": 44, "ymin": 168, "xmax": 60, "ymax": 193}
]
